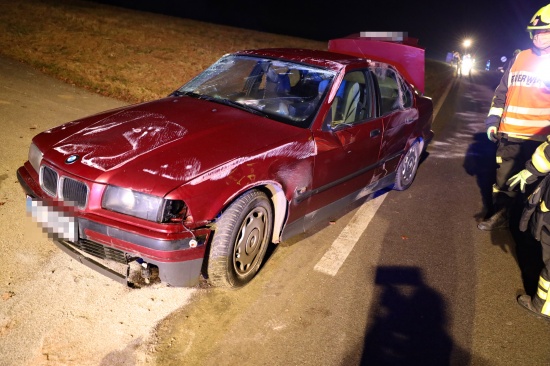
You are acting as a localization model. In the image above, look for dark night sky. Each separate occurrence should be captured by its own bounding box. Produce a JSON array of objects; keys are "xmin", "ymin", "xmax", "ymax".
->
[{"xmin": 96, "ymin": 0, "xmax": 546, "ymax": 63}]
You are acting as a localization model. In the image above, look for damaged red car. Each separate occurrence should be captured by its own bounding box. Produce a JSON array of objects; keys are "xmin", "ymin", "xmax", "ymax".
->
[{"xmin": 17, "ymin": 35, "xmax": 433, "ymax": 288}]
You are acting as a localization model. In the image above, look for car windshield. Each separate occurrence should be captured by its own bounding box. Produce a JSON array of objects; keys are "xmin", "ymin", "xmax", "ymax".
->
[{"xmin": 176, "ymin": 54, "xmax": 336, "ymax": 128}]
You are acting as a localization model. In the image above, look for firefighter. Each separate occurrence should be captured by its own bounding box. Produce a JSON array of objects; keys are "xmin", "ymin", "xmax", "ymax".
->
[
  {"xmin": 507, "ymin": 138, "xmax": 550, "ymax": 320},
  {"xmin": 478, "ymin": 3, "xmax": 550, "ymax": 231},
  {"xmin": 452, "ymin": 51, "xmax": 461, "ymax": 76}
]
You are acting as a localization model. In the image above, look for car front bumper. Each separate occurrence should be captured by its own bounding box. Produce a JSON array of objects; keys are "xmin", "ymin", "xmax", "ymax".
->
[{"xmin": 17, "ymin": 165, "xmax": 210, "ymax": 287}]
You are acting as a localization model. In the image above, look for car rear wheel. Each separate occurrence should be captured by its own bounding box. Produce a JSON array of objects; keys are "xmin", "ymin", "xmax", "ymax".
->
[
  {"xmin": 394, "ymin": 142, "xmax": 420, "ymax": 191},
  {"xmin": 207, "ymin": 190, "xmax": 273, "ymax": 288}
]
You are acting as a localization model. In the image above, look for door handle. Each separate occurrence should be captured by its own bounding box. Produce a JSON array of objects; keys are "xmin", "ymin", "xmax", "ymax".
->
[{"xmin": 370, "ymin": 129, "xmax": 381, "ymax": 138}]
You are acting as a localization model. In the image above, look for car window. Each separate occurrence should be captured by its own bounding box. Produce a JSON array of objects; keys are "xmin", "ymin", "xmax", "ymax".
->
[
  {"xmin": 373, "ymin": 66, "xmax": 412, "ymax": 115},
  {"xmin": 176, "ymin": 55, "xmax": 336, "ymax": 128},
  {"xmin": 399, "ymin": 76, "xmax": 413, "ymax": 109},
  {"xmin": 327, "ymin": 70, "xmax": 375, "ymax": 129}
]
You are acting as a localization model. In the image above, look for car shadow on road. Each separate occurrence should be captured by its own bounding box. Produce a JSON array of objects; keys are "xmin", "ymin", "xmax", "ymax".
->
[{"xmin": 360, "ymin": 266, "xmax": 471, "ymax": 365}]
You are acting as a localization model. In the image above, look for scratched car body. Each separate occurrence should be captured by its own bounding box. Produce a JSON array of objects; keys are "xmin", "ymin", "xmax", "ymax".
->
[{"xmin": 17, "ymin": 35, "xmax": 433, "ymax": 288}]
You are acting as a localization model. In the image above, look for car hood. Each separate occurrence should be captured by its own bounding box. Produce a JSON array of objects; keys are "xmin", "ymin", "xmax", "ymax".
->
[{"xmin": 38, "ymin": 96, "xmax": 306, "ymax": 195}]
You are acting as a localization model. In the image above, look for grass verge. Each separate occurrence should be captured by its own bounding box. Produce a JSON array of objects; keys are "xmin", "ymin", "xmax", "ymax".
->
[{"xmin": 0, "ymin": 0, "xmax": 453, "ymax": 105}]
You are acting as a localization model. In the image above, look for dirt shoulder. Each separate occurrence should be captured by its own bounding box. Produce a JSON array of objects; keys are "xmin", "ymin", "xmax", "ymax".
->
[{"xmin": 0, "ymin": 55, "xmax": 198, "ymax": 366}]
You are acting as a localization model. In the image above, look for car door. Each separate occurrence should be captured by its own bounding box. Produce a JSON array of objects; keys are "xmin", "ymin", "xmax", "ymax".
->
[
  {"xmin": 306, "ymin": 69, "xmax": 383, "ymax": 217},
  {"xmin": 373, "ymin": 66, "xmax": 419, "ymax": 176}
]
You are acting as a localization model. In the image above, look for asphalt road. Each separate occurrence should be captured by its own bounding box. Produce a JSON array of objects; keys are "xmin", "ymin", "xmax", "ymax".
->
[{"xmin": 0, "ymin": 56, "xmax": 548, "ymax": 365}]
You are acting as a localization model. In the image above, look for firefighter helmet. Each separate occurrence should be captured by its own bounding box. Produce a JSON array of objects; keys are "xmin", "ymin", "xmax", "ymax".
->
[{"xmin": 527, "ymin": 4, "xmax": 550, "ymax": 38}]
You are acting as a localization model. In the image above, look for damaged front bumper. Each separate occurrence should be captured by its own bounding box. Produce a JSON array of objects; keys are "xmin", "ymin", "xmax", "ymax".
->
[{"xmin": 17, "ymin": 166, "xmax": 210, "ymax": 287}]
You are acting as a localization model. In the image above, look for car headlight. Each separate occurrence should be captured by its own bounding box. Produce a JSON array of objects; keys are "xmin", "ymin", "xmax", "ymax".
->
[
  {"xmin": 29, "ymin": 143, "xmax": 43, "ymax": 173},
  {"xmin": 102, "ymin": 185, "xmax": 187, "ymax": 223}
]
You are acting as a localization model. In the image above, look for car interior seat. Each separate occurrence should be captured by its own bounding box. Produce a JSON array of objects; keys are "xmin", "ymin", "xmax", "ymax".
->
[
  {"xmin": 276, "ymin": 73, "xmax": 291, "ymax": 95},
  {"xmin": 342, "ymin": 82, "xmax": 360, "ymax": 123},
  {"xmin": 287, "ymin": 69, "xmax": 300, "ymax": 89},
  {"xmin": 265, "ymin": 68, "xmax": 291, "ymax": 98},
  {"xmin": 377, "ymin": 73, "xmax": 400, "ymax": 114},
  {"xmin": 330, "ymin": 71, "xmax": 367, "ymax": 127}
]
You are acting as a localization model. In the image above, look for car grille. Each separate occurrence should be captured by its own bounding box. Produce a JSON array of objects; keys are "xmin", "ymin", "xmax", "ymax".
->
[
  {"xmin": 41, "ymin": 165, "xmax": 89, "ymax": 208},
  {"xmin": 73, "ymin": 239, "xmax": 127, "ymax": 264},
  {"xmin": 41, "ymin": 165, "xmax": 58, "ymax": 196},
  {"xmin": 61, "ymin": 177, "xmax": 88, "ymax": 207}
]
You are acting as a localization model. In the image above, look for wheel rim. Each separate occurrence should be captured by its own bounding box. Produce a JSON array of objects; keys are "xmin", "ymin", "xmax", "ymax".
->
[
  {"xmin": 233, "ymin": 206, "xmax": 268, "ymax": 276},
  {"xmin": 400, "ymin": 146, "xmax": 418, "ymax": 186}
]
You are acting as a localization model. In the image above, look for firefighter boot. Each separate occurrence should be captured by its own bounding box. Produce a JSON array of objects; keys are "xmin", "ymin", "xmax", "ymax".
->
[
  {"xmin": 517, "ymin": 275, "xmax": 550, "ymax": 321},
  {"xmin": 477, "ymin": 208, "xmax": 509, "ymax": 231}
]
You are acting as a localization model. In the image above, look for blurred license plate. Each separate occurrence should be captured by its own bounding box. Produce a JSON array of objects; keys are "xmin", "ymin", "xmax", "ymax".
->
[{"xmin": 26, "ymin": 196, "xmax": 78, "ymax": 242}]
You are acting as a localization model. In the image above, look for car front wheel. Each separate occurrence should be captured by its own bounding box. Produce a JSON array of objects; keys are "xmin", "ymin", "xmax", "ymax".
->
[
  {"xmin": 207, "ymin": 190, "xmax": 273, "ymax": 288},
  {"xmin": 394, "ymin": 142, "xmax": 420, "ymax": 191}
]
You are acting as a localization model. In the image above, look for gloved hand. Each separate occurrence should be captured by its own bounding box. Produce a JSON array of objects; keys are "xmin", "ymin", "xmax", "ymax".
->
[
  {"xmin": 485, "ymin": 115, "xmax": 500, "ymax": 142},
  {"xmin": 506, "ymin": 169, "xmax": 537, "ymax": 193},
  {"xmin": 486, "ymin": 126, "xmax": 498, "ymax": 143}
]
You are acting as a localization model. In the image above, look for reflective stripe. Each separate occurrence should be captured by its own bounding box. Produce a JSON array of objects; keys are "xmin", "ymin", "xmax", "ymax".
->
[
  {"xmin": 540, "ymin": 277, "xmax": 550, "ymax": 315},
  {"xmin": 489, "ymin": 107, "xmax": 504, "ymax": 117},
  {"xmin": 503, "ymin": 117, "xmax": 550, "ymax": 128},
  {"xmin": 504, "ymin": 134, "xmax": 529, "ymax": 140},
  {"xmin": 506, "ymin": 105, "xmax": 550, "ymax": 115},
  {"xmin": 499, "ymin": 123, "xmax": 550, "ymax": 139},
  {"xmin": 508, "ymin": 73, "xmax": 547, "ymax": 89},
  {"xmin": 532, "ymin": 142, "xmax": 550, "ymax": 173},
  {"xmin": 500, "ymin": 132, "xmax": 547, "ymax": 141},
  {"xmin": 541, "ymin": 201, "xmax": 550, "ymax": 212}
]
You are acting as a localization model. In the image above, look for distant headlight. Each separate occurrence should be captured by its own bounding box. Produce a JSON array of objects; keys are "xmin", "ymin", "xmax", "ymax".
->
[
  {"xmin": 461, "ymin": 59, "xmax": 473, "ymax": 74},
  {"xmin": 102, "ymin": 185, "xmax": 187, "ymax": 223},
  {"xmin": 29, "ymin": 143, "xmax": 43, "ymax": 173}
]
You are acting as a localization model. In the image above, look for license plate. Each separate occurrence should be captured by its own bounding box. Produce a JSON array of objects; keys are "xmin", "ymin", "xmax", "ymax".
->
[{"xmin": 26, "ymin": 196, "xmax": 78, "ymax": 242}]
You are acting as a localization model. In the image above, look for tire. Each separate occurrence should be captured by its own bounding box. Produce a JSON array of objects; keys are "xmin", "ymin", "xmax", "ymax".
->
[
  {"xmin": 207, "ymin": 190, "xmax": 273, "ymax": 288},
  {"xmin": 394, "ymin": 142, "xmax": 420, "ymax": 191}
]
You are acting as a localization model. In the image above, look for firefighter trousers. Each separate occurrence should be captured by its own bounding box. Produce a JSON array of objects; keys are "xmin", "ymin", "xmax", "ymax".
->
[{"xmin": 493, "ymin": 138, "xmax": 541, "ymax": 210}]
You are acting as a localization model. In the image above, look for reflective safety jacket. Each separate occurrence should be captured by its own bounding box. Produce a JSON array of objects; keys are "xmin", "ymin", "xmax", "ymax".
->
[{"xmin": 488, "ymin": 48, "xmax": 550, "ymax": 141}]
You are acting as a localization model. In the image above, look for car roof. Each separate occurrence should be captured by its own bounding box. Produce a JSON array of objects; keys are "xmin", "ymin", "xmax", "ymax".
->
[{"xmin": 233, "ymin": 48, "xmax": 375, "ymax": 72}]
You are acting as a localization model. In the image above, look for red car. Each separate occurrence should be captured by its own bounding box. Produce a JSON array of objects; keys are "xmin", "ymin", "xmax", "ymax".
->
[{"xmin": 17, "ymin": 35, "xmax": 433, "ymax": 288}]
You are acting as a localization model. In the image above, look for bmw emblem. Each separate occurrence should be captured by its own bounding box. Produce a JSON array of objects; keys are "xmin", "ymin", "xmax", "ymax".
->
[{"xmin": 65, "ymin": 155, "xmax": 79, "ymax": 164}]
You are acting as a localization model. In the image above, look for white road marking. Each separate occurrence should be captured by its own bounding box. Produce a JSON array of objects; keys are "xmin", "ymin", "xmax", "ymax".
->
[{"xmin": 314, "ymin": 194, "xmax": 387, "ymax": 276}]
